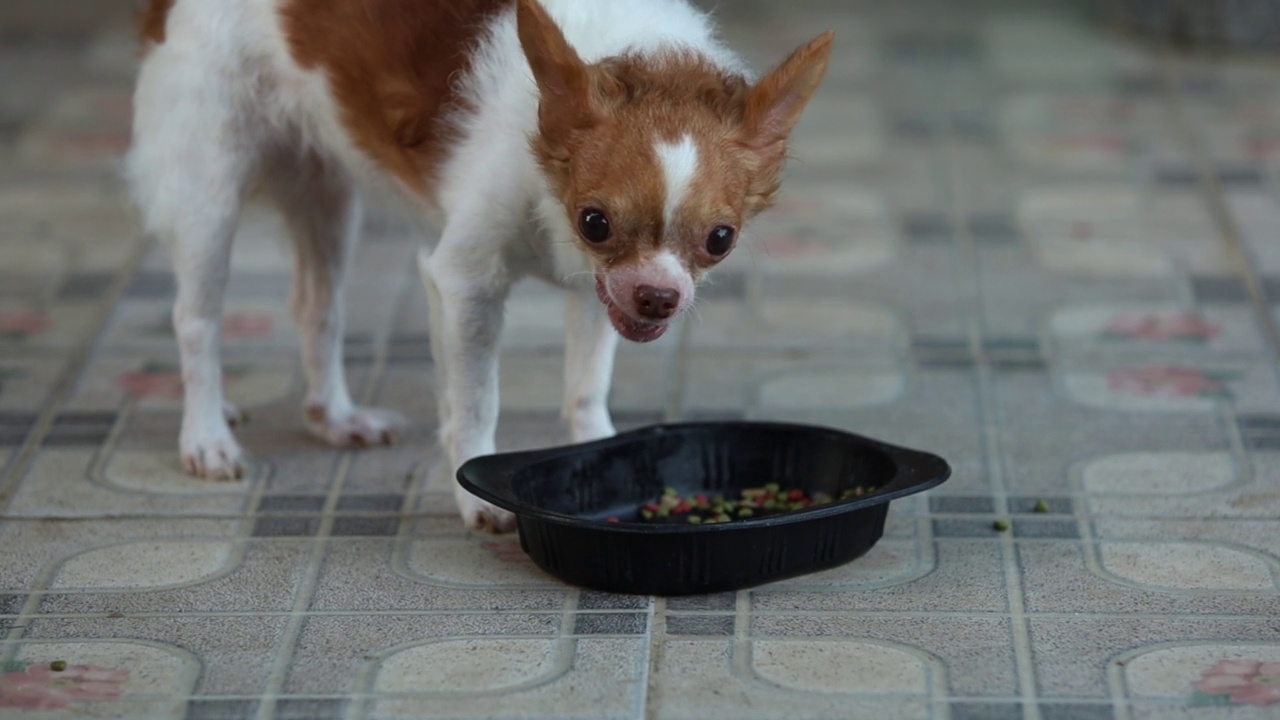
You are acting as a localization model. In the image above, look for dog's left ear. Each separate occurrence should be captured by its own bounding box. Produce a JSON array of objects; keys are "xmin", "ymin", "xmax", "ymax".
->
[
  {"xmin": 737, "ymin": 31, "xmax": 833, "ymax": 210},
  {"xmin": 517, "ymin": 0, "xmax": 597, "ymax": 140}
]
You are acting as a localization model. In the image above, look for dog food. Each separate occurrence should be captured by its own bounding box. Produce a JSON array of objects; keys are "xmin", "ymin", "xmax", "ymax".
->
[
  {"xmin": 49, "ymin": 661, "xmax": 67, "ymax": 672},
  {"xmin": 608, "ymin": 483, "xmax": 873, "ymax": 525}
]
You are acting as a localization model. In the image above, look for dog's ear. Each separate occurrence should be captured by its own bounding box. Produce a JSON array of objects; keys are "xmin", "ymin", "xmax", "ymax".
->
[
  {"xmin": 737, "ymin": 31, "xmax": 833, "ymax": 212},
  {"xmin": 517, "ymin": 0, "xmax": 597, "ymax": 137},
  {"xmin": 742, "ymin": 31, "xmax": 833, "ymax": 150}
]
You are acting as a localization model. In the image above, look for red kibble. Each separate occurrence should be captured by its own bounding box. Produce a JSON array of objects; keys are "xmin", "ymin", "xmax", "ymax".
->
[
  {"xmin": 788, "ymin": 489, "xmax": 805, "ymax": 501},
  {"xmin": 606, "ymin": 516, "xmax": 620, "ymax": 523},
  {"xmin": 674, "ymin": 500, "xmax": 691, "ymax": 513},
  {"xmin": 694, "ymin": 493, "xmax": 709, "ymax": 505}
]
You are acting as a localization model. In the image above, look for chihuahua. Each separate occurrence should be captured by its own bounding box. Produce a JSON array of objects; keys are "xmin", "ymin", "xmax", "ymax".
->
[{"xmin": 126, "ymin": 0, "xmax": 832, "ymax": 531}]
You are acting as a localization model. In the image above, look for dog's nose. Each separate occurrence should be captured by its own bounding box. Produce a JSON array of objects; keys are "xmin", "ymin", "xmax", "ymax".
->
[{"xmin": 634, "ymin": 285, "xmax": 679, "ymax": 320}]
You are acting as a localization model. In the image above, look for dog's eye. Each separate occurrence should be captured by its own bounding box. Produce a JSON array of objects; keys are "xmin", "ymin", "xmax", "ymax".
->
[
  {"xmin": 578, "ymin": 208, "xmax": 612, "ymax": 244},
  {"xmin": 706, "ymin": 226, "xmax": 736, "ymax": 256}
]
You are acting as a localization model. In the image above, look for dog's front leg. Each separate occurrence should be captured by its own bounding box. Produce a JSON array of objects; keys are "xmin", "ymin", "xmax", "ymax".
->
[
  {"xmin": 418, "ymin": 245, "xmax": 515, "ymax": 533},
  {"xmin": 562, "ymin": 288, "xmax": 618, "ymax": 443}
]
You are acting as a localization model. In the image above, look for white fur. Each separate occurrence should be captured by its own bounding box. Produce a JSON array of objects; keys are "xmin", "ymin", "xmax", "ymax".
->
[
  {"xmin": 655, "ymin": 135, "xmax": 700, "ymax": 232},
  {"xmin": 124, "ymin": 0, "xmax": 747, "ymax": 529}
]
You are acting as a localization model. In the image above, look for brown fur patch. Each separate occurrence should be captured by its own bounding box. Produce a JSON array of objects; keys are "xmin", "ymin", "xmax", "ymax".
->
[
  {"xmin": 138, "ymin": 0, "xmax": 174, "ymax": 45},
  {"xmin": 280, "ymin": 0, "xmax": 510, "ymax": 195},
  {"xmin": 515, "ymin": 0, "xmax": 831, "ymax": 276}
]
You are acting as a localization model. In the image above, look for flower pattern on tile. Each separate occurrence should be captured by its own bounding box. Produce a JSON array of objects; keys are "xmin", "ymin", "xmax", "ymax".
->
[
  {"xmin": 1100, "ymin": 313, "xmax": 1221, "ymax": 344},
  {"xmin": 142, "ymin": 310, "xmax": 274, "ymax": 340},
  {"xmin": 221, "ymin": 311, "xmax": 274, "ymax": 339},
  {"xmin": 0, "ymin": 309, "xmax": 51, "ymax": 342},
  {"xmin": 1108, "ymin": 366, "xmax": 1236, "ymax": 399},
  {"xmin": 117, "ymin": 361, "xmax": 249, "ymax": 400},
  {"xmin": 1191, "ymin": 659, "xmax": 1280, "ymax": 707},
  {"xmin": 0, "ymin": 662, "xmax": 129, "ymax": 710}
]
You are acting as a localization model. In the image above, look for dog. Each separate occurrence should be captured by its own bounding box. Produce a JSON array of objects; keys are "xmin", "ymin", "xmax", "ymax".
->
[{"xmin": 125, "ymin": 0, "xmax": 832, "ymax": 532}]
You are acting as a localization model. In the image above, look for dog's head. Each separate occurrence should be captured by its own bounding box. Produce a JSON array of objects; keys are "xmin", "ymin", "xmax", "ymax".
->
[{"xmin": 517, "ymin": 0, "xmax": 832, "ymax": 342}]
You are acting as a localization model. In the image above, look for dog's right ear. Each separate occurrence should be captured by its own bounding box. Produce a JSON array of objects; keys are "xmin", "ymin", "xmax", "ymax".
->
[{"xmin": 517, "ymin": 0, "xmax": 597, "ymax": 138}]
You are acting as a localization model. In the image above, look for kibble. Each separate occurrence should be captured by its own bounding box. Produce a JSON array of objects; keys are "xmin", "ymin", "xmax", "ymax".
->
[
  {"xmin": 992, "ymin": 519, "xmax": 1010, "ymax": 532},
  {"xmin": 618, "ymin": 484, "xmax": 874, "ymax": 525},
  {"xmin": 49, "ymin": 661, "xmax": 67, "ymax": 672},
  {"xmin": 1032, "ymin": 499, "xmax": 1049, "ymax": 513}
]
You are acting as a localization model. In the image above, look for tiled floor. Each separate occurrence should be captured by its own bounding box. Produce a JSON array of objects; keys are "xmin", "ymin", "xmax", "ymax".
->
[{"xmin": 3, "ymin": 0, "xmax": 1280, "ymax": 718}]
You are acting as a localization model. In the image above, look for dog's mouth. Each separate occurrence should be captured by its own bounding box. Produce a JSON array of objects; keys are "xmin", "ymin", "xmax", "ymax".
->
[{"xmin": 596, "ymin": 277, "xmax": 668, "ymax": 343}]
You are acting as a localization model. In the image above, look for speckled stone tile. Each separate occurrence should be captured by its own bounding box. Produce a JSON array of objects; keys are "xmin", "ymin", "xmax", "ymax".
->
[{"xmin": 7, "ymin": 0, "xmax": 1280, "ymax": 718}]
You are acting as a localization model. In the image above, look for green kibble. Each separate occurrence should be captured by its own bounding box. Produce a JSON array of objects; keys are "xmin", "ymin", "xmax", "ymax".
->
[
  {"xmin": 50, "ymin": 661, "xmax": 67, "ymax": 672},
  {"xmin": 738, "ymin": 507, "xmax": 754, "ymax": 518},
  {"xmin": 764, "ymin": 482, "xmax": 780, "ymax": 493},
  {"xmin": 1032, "ymin": 499, "xmax": 1049, "ymax": 513},
  {"xmin": 992, "ymin": 519, "xmax": 1010, "ymax": 532},
  {"xmin": 641, "ymin": 509, "xmax": 655, "ymax": 521},
  {"xmin": 687, "ymin": 515, "xmax": 703, "ymax": 524},
  {"xmin": 663, "ymin": 487, "xmax": 679, "ymax": 497},
  {"xmin": 656, "ymin": 507, "xmax": 670, "ymax": 518}
]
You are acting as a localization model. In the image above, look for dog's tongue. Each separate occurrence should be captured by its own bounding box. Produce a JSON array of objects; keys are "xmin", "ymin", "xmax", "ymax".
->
[
  {"xmin": 597, "ymin": 277, "xmax": 667, "ymax": 343},
  {"xmin": 607, "ymin": 303, "xmax": 668, "ymax": 343}
]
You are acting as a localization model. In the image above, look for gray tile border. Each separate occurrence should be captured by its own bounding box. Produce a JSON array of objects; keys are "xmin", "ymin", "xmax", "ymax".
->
[
  {"xmin": 335, "ymin": 494, "xmax": 405, "ymax": 512},
  {"xmin": 1011, "ymin": 497, "xmax": 1072, "ymax": 515},
  {"xmin": 1040, "ymin": 703, "xmax": 1117, "ymax": 720},
  {"xmin": 252, "ymin": 517, "xmax": 320, "ymax": 537},
  {"xmin": 1191, "ymin": 275, "xmax": 1250, "ymax": 304},
  {"xmin": 274, "ymin": 699, "xmax": 347, "ymax": 720},
  {"xmin": 124, "ymin": 270, "xmax": 176, "ymax": 299},
  {"xmin": 573, "ymin": 612, "xmax": 648, "ymax": 635},
  {"xmin": 578, "ymin": 591, "xmax": 650, "ymax": 610},
  {"xmin": 903, "ymin": 213, "xmax": 951, "ymax": 243},
  {"xmin": 665, "ymin": 615, "xmax": 735, "ymax": 636},
  {"xmin": 258, "ymin": 495, "xmax": 327, "ymax": 513},
  {"xmin": 330, "ymin": 517, "xmax": 399, "ymax": 537},
  {"xmin": 185, "ymin": 699, "xmax": 261, "ymax": 720},
  {"xmin": 933, "ymin": 518, "xmax": 1004, "ymax": 538},
  {"xmin": 968, "ymin": 214, "xmax": 1019, "ymax": 243},
  {"xmin": 666, "ymin": 593, "xmax": 737, "ymax": 611},
  {"xmin": 57, "ymin": 271, "xmax": 114, "ymax": 300},
  {"xmin": 0, "ymin": 594, "xmax": 23, "ymax": 615},
  {"xmin": 930, "ymin": 496, "xmax": 997, "ymax": 514},
  {"xmin": 950, "ymin": 702, "xmax": 1024, "ymax": 720},
  {"xmin": 1012, "ymin": 520, "xmax": 1080, "ymax": 539}
]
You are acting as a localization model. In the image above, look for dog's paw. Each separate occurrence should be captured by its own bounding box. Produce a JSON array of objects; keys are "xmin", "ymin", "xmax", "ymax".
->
[
  {"xmin": 180, "ymin": 426, "xmax": 246, "ymax": 480},
  {"xmin": 455, "ymin": 487, "xmax": 516, "ymax": 534},
  {"xmin": 305, "ymin": 405, "xmax": 404, "ymax": 448}
]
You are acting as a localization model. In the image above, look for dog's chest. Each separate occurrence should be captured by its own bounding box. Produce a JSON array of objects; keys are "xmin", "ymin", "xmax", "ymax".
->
[{"xmin": 508, "ymin": 219, "xmax": 594, "ymax": 292}]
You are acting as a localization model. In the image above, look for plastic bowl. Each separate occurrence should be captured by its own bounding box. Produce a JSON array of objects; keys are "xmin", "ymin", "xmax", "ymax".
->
[{"xmin": 457, "ymin": 421, "xmax": 950, "ymax": 595}]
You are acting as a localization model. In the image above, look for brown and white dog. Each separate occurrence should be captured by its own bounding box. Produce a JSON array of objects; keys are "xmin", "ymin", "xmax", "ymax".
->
[{"xmin": 126, "ymin": 0, "xmax": 832, "ymax": 531}]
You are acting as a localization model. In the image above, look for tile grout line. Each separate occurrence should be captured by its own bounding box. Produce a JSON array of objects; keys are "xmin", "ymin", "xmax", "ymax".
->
[
  {"xmin": 254, "ymin": 297, "xmax": 400, "ymax": 720},
  {"xmin": 0, "ymin": 236, "xmax": 150, "ymax": 511},
  {"xmin": 935, "ymin": 71, "xmax": 1043, "ymax": 720},
  {"xmin": 640, "ymin": 596, "xmax": 665, "ymax": 720},
  {"xmin": 1157, "ymin": 51, "xmax": 1280, "ymax": 361}
]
